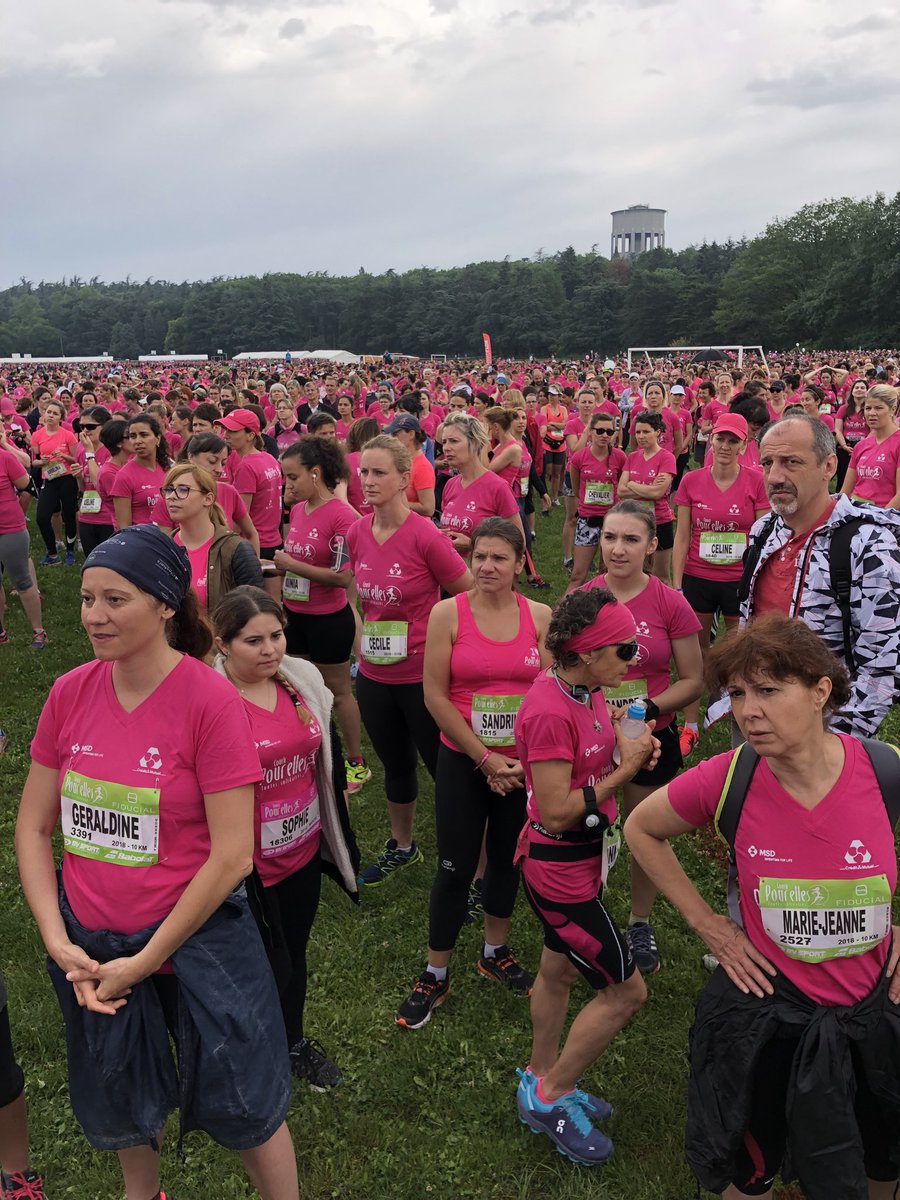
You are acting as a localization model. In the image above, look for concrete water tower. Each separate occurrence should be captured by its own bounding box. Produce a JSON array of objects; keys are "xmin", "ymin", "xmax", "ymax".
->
[{"xmin": 610, "ymin": 204, "xmax": 666, "ymax": 258}]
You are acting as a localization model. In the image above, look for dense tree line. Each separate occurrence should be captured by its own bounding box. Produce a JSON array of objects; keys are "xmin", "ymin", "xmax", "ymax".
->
[{"xmin": 1, "ymin": 194, "xmax": 897, "ymax": 360}]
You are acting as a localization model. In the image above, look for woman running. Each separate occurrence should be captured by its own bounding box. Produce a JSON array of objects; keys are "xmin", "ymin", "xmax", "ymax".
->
[
  {"xmin": 566, "ymin": 413, "xmax": 626, "ymax": 592},
  {"xmin": 31, "ymin": 397, "xmax": 79, "ymax": 565},
  {"xmin": 274, "ymin": 437, "xmax": 368, "ymax": 792},
  {"xmin": 617, "ymin": 411, "xmax": 676, "ymax": 583},
  {"xmin": 110, "ymin": 414, "xmax": 169, "ymax": 529},
  {"xmin": 840, "ymin": 384, "xmax": 900, "ymax": 508},
  {"xmin": 513, "ymin": 587, "xmax": 659, "ymax": 1166},
  {"xmin": 213, "ymin": 585, "xmax": 359, "ymax": 1091},
  {"xmin": 15, "ymin": 524, "xmax": 299, "ymax": 1200},
  {"xmin": 672, "ymin": 413, "xmax": 769, "ymax": 756},
  {"xmin": 586, "ymin": 500, "xmax": 703, "ymax": 973},
  {"xmin": 395, "ymin": 518, "xmax": 550, "ymax": 1028},
  {"xmin": 439, "ymin": 413, "xmax": 522, "ymax": 557},
  {"xmin": 347, "ymin": 435, "xmax": 472, "ymax": 886}
]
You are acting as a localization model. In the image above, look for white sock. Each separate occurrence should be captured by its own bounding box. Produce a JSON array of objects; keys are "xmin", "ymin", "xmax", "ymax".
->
[
  {"xmin": 395, "ymin": 844, "xmax": 412, "ymax": 853},
  {"xmin": 628, "ymin": 913, "xmax": 650, "ymax": 928},
  {"xmin": 685, "ymin": 722, "xmax": 698, "ymax": 734},
  {"xmin": 427, "ymin": 964, "xmax": 448, "ymax": 981},
  {"xmin": 483, "ymin": 942, "xmax": 503, "ymax": 959}
]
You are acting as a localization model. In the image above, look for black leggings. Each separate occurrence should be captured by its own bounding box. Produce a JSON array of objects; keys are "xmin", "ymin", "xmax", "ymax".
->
[
  {"xmin": 265, "ymin": 858, "xmax": 323, "ymax": 1047},
  {"xmin": 0, "ymin": 1004, "xmax": 25, "ymax": 1109},
  {"xmin": 836, "ymin": 445, "xmax": 852, "ymax": 491},
  {"xmin": 78, "ymin": 522, "xmax": 114, "ymax": 556},
  {"xmin": 428, "ymin": 744, "xmax": 526, "ymax": 952},
  {"xmin": 36, "ymin": 475, "xmax": 78, "ymax": 554},
  {"xmin": 355, "ymin": 674, "xmax": 439, "ymax": 805}
]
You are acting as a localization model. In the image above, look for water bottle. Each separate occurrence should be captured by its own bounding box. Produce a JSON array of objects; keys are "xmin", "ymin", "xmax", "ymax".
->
[{"xmin": 612, "ymin": 701, "xmax": 646, "ymax": 765}]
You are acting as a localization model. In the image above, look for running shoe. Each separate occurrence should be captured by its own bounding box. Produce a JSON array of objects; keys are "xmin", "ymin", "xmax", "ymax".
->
[
  {"xmin": 563, "ymin": 557, "xmax": 574, "ymax": 571},
  {"xmin": 527, "ymin": 575, "xmax": 550, "ymax": 589},
  {"xmin": 477, "ymin": 945, "xmax": 534, "ymax": 995},
  {"xmin": 515, "ymin": 1068, "xmax": 613, "ymax": 1165},
  {"xmin": 64, "ymin": 550, "xmax": 76, "ymax": 566},
  {"xmin": 0, "ymin": 1169, "xmax": 48, "ymax": 1199},
  {"xmin": 38, "ymin": 555, "xmax": 60, "ymax": 566},
  {"xmin": 463, "ymin": 877, "xmax": 484, "ymax": 924},
  {"xmin": 357, "ymin": 839, "xmax": 423, "ymax": 887},
  {"xmin": 30, "ymin": 629, "xmax": 48, "ymax": 651},
  {"xmin": 395, "ymin": 970, "xmax": 450, "ymax": 1029},
  {"xmin": 678, "ymin": 725, "xmax": 699, "ymax": 757},
  {"xmin": 552, "ymin": 499, "xmax": 561, "ymax": 508},
  {"xmin": 345, "ymin": 758, "xmax": 372, "ymax": 792},
  {"xmin": 625, "ymin": 921, "xmax": 660, "ymax": 975},
  {"xmin": 518, "ymin": 1066, "xmax": 613, "ymax": 1122},
  {"xmin": 349, "ymin": 659, "xmax": 359, "ymax": 680},
  {"xmin": 289, "ymin": 1037, "xmax": 342, "ymax": 1091},
  {"xmin": 0, "ymin": 628, "xmax": 8, "ymax": 645}
]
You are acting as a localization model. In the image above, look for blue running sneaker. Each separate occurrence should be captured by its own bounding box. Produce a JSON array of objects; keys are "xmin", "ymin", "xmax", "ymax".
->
[
  {"xmin": 519, "ymin": 1065, "xmax": 613, "ymax": 1122},
  {"xmin": 515, "ymin": 1067, "xmax": 613, "ymax": 1165},
  {"xmin": 357, "ymin": 839, "xmax": 423, "ymax": 887}
]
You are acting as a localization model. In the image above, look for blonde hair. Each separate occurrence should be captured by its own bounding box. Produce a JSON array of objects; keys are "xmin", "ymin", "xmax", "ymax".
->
[
  {"xmin": 501, "ymin": 388, "xmax": 525, "ymax": 409},
  {"xmin": 361, "ymin": 433, "xmax": 411, "ymax": 474},
  {"xmin": 164, "ymin": 462, "xmax": 227, "ymax": 527},
  {"xmin": 866, "ymin": 383, "xmax": 899, "ymax": 412},
  {"xmin": 441, "ymin": 411, "xmax": 490, "ymax": 453}
]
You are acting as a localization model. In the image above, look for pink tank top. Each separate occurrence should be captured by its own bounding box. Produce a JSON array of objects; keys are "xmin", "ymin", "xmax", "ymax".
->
[
  {"xmin": 444, "ymin": 592, "xmax": 542, "ymax": 756},
  {"xmin": 491, "ymin": 439, "xmax": 520, "ymax": 491}
]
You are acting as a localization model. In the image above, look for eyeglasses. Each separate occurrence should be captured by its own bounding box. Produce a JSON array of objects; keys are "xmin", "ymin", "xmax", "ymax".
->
[
  {"xmin": 160, "ymin": 484, "xmax": 202, "ymax": 499},
  {"xmin": 600, "ymin": 641, "xmax": 639, "ymax": 662}
]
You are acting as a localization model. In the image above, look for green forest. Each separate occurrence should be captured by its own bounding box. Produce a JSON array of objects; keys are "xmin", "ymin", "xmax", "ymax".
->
[{"xmin": 2, "ymin": 194, "xmax": 898, "ymax": 360}]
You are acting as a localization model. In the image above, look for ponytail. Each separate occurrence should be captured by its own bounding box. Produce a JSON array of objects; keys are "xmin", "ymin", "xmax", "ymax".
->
[{"xmin": 167, "ymin": 589, "xmax": 214, "ymax": 659}]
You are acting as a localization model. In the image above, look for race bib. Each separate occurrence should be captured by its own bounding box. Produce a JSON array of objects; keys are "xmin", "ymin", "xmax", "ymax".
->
[
  {"xmin": 361, "ymin": 620, "xmax": 409, "ymax": 664},
  {"xmin": 43, "ymin": 460, "xmax": 67, "ymax": 480},
  {"xmin": 757, "ymin": 875, "xmax": 892, "ymax": 963},
  {"xmin": 584, "ymin": 480, "xmax": 613, "ymax": 507},
  {"xmin": 519, "ymin": 474, "xmax": 530, "ymax": 497},
  {"xmin": 699, "ymin": 531, "xmax": 747, "ymax": 564},
  {"xmin": 283, "ymin": 572, "xmax": 310, "ymax": 602},
  {"xmin": 604, "ymin": 679, "xmax": 648, "ymax": 710},
  {"xmin": 60, "ymin": 770, "xmax": 159, "ymax": 867},
  {"xmin": 471, "ymin": 693, "xmax": 524, "ymax": 746},
  {"xmin": 259, "ymin": 786, "xmax": 319, "ymax": 858},
  {"xmin": 79, "ymin": 489, "xmax": 102, "ymax": 515},
  {"xmin": 601, "ymin": 820, "xmax": 621, "ymax": 886}
]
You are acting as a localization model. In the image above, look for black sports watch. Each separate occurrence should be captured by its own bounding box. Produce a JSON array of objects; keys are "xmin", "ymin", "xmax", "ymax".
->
[{"xmin": 643, "ymin": 698, "xmax": 660, "ymax": 723}]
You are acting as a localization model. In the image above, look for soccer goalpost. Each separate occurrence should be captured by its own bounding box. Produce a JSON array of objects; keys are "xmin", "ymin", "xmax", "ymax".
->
[{"xmin": 626, "ymin": 345, "xmax": 769, "ymax": 371}]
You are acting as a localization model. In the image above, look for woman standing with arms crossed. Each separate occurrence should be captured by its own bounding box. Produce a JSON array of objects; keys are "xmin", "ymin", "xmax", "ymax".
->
[
  {"xmin": 347, "ymin": 436, "xmax": 472, "ymax": 886},
  {"xmin": 566, "ymin": 413, "xmax": 626, "ymax": 592},
  {"xmin": 586, "ymin": 500, "xmax": 704, "ymax": 974},
  {"xmin": 213, "ymin": 585, "xmax": 359, "ymax": 1091},
  {"xmin": 617, "ymin": 411, "xmax": 676, "ymax": 583},
  {"xmin": 513, "ymin": 588, "xmax": 659, "ymax": 1166},
  {"xmin": 274, "ymin": 438, "xmax": 369, "ymax": 792},
  {"xmin": 672, "ymin": 413, "xmax": 769, "ymax": 757},
  {"xmin": 110, "ymin": 414, "xmax": 170, "ymax": 529},
  {"xmin": 15, "ymin": 524, "xmax": 299, "ymax": 1200},
  {"xmin": 395, "ymin": 518, "xmax": 550, "ymax": 1028}
]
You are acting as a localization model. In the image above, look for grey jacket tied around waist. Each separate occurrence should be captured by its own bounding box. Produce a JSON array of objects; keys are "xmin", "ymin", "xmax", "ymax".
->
[{"xmin": 48, "ymin": 883, "xmax": 291, "ymax": 1152}]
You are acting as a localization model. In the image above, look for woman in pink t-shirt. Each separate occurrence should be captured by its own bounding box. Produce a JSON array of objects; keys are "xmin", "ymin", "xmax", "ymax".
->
[
  {"xmin": 212, "ymin": 585, "xmax": 359, "ymax": 1091},
  {"xmin": 625, "ymin": 616, "xmax": 900, "ymax": 1197},
  {"xmin": 74, "ymin": 405, "xmax": 115, "ymax": 555},
  {"xmin": 841, "ymin": 384, "xmax": 900, "ymax": 509},
  {"xmin": 438, "ymin": 413, "xmax": 523, "ymax": 557},
  {"xmin": 617, "ymin": 411, "xmax": 677, "ymax": 583},
  {"xmin": 485, "ymin": 406, "xmax": 523, "ymax": 494},
  {"xmin": 386, "ymin": 413, "xmax": 436, "ymax": 519},
  {"xmin": 347, "ymin": 435, "xmax": 471, "ymax": 887},
  {"xmin": 110, "ymin": 414, "xmax": 170, "ymax": 529},
  {"xmin": 179, "ymin": 432, "xmax": 260, "ymax": 553},
  {"xmin": 17, "ymin": 524, "xmax": 300, "ymax": 1200},
  {"xmin": 219, "ymin": 409, "xmax": 284, "ymax": 563},
  {"xmin": 32, "ymin": 398, "xmax": 80, "ymax": 565},
  {"xmin": 566, "ymin": 413, "xmax": 626, "ymax": 592},
  {"xmin": 835, "ymin": 378, "xmax": 870, "ymax": 490},
  {"xmin": 343, "ymin": 417, "xmax": 378, "ymax": 516}
]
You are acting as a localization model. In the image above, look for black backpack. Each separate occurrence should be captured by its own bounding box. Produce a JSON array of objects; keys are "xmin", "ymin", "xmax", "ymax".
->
[{"xmin": 737, "ymin": 513, "xmax": 871, "ymax": 673}]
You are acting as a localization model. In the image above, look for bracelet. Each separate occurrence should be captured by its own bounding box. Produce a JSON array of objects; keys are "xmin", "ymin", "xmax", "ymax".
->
[{"xmin": 474, "ymin": 749, "xmax": 491, "ymax": 771}]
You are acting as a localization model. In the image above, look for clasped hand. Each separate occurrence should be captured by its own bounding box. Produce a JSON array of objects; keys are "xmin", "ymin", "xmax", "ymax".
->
[{"xmin": 56, "ymin": 941, "xmax": 147, "ymax": 1016}]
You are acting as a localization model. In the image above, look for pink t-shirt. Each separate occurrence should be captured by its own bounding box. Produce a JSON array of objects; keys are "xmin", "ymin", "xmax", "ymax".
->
[
  {"xmin": 233, "ymin": 451, "xmax": 283, "ymax": 548},
  {"xmin": 667, "ymin": 405, "xmax": 693, "ymax": 447},
  {"xmin": 667, "ymin": 738, "xmax": 896, "ymax": 1007},
  {"xmin": 623, "ymin": 447, "xmax": 677, "ymax": 525},
  {"xmin": 344, "ymin": 450, "xmax": 372, "ymax": 516},
  {"xmin": 674, "ymin": 465, "xmax": 768, "ymax": 582},
  {"xmin": 701, "ymin": 399, "xmax": 729, "ymax": 432},
  {"xmin": 109, "ymin": 460, "xmax": 166, "ymax": 525},
  {"xmin": 175, "ymin": 534, "xmax": 212, "ymax": 609},
  {"xmin": 570, "ymin": 446, "xmax": 626, "ymax": 518},
  {"xmin": 836, "ymin": 404, "xmax": 868, "ymax": 447},
  {"xmin": 281, "ymin": 496, "xmax": 356, "ymax": 615},
  {"xmin": 563, "ymin": 416, "xmax": 591, "ymax": 459},
  {"xmin": 32, "ymin": 426, "xmax": 78, "ymax": 477},
  {"xmin": 848, "ymin": 430, "xmax": 900, "ymax": 507},
  {"xmin": 406, "ymin": 452, "xmax": 436, "ymax": 503},
  {"xmin": 0, "ymin": 448, "xmax": 26, "ymax": 533},
  {"xmin": 346, "ymin": 511, "xmax": 468, "ymax": 684},
  {"xmin": 96, "ymin": 462, "xmax": 122, "ymax": 528},
  {"xmin": 439, "ymin": 471, "xmax": 519, "ymax": 538},
  {"xmin": 244, "ymin": 685, "xmax": 323, "ymax": 886},
  {"xmin": 515, "ymin": 671, "xmax": 617, "ymax": 902},
  {"xmin": 217, "ymin": 481, "xmax": 248, "ymax": 530},
  {"xmin": 30, "ymin": 656, "xmax": 262, "ymax": 934},
  {"xmin": 587, "ymin": 575, "xmax": 700, "ymax": 729}
]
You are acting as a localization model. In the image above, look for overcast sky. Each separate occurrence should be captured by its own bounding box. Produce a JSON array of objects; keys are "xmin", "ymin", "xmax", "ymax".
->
[{"xmin": 2, "ymin": 0, "xmax": 898, "ymax": 286}]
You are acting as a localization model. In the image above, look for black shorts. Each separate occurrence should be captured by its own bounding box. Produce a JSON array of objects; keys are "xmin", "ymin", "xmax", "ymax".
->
[
  {"xmin": 630, "ymin": 720, "xmax": 682, "ymax": 787},
  {"xmin": 543, "ymin": 449, "xmax": 565, "ymax": 467},
  {"xmin": 681, "ymin": 572, "xmax": 741, "ymax": 619},
  {"xmin": 521, "ymin": 873, "xmax": 636, "ymax": 991},
  {"xmin": 285, "ymin": 603, "xmax": 355, "ymax": 664},
  {"xmin": 259, "ymin": 544, "xmax": 282, "ymax": 561},
  {"xmin": 654, "ymin": 520, "xmax": 674, "ymax": 551}
]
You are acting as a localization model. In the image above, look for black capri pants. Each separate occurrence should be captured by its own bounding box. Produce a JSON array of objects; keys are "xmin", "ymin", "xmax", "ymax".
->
[
  {"xmin": 36, "ymin": 474, "xmax": 78, "ymax": 554},
  {"xmin": 0, "ymin": 996, "xmax": 25, "ymax": 1110},
  {"xmin": 355, "ymin": 673, "xmax": 439, "ymax": 805},
  {"xmin": 428, "ymin": 744, "xmax": 527, "ymax": 952}
]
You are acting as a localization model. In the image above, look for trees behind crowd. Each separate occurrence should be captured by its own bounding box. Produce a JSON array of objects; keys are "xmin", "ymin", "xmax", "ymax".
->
[{"xmin": 2, "ymin": 193, "xmax": 898, "ymax": 360}]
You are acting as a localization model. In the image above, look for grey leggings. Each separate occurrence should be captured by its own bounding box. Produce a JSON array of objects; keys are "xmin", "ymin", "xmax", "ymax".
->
[{"xmin": 0, "ymin": 529, "xmax": 35, "ymax": 591}]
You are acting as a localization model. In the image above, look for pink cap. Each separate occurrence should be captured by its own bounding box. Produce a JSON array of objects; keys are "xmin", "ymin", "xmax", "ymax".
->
[
  {"xmin": 0, "ymin": 397, "xmax": 16, "ymax": 416},
  {"xmin": 712, "ymin": 413, "xmax": 749, "ymax": 440},
  {"xmin": 217, "ymin": 409, "xmax": 261, "ymax": 434}
]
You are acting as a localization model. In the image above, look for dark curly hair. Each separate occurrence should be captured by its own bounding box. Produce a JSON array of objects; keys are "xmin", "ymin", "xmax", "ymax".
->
[
  {"xmin": 281, "ymin": 434, "xmax": 349, "ymax": 489},
  {"xmin": 631, "ymin": 410, "xmax": 664, "ymax": 434},
  {"xmin": 546, "ymin": 586, "xmax": 617, "ymax": 669}
]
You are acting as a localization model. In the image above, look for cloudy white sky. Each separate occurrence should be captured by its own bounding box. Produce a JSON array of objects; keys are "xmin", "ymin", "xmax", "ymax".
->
[{"xmin": 2, "ymin": 0, "xmax": 898, "ymax": 285}]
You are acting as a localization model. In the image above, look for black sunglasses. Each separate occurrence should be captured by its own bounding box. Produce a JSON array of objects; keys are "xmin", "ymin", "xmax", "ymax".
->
[
  {"xmin": 80, "ymin": 423, "xmax": 100, "ymax": 431},
  {"xmin": 604, "ymin": 641, "xmax": 639, "ymax": 661}
]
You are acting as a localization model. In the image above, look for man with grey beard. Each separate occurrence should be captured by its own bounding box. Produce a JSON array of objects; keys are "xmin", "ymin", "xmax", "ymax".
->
[{"xmin": 738, "ymin": 412, "xmax": 900, "ymax": 737}]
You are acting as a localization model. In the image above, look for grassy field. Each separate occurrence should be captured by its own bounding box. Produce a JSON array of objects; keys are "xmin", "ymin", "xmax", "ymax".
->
[{"xmin": 0, "ymin": 505, "xmax": 895, "ymax": 1200}]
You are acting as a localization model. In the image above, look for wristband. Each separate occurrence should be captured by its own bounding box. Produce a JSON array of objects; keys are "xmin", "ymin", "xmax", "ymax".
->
[{"xmin": 474, "ymin": 749, "xmax": 491, "ymax": 772}]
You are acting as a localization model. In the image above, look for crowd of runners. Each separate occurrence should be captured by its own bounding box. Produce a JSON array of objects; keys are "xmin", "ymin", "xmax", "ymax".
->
[{"xmin": 1, "ymin": 348, "xmax": 899, "ymax": 1200}]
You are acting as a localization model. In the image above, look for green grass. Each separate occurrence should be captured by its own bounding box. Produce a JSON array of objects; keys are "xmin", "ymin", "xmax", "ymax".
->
[{"xmin": 0, "ymin": 507, "xmax": 896, "ymax": 1200}]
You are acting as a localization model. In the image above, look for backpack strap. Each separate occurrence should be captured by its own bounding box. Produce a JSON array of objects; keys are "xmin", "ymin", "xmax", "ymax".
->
[
  {"xmin": 859, "ymin": 737, "xmax": 900, "ymax": 829},
  {"xmin": 737, "ymin": 512, "xmax": 779, "ymax": 605},
  {"xmin": 828, "ymin": 516, "xmax": 868, "ymax": 674},
  {"xmin": 713, "ymin": 743, "xmax": 761, "ymax": 928}
]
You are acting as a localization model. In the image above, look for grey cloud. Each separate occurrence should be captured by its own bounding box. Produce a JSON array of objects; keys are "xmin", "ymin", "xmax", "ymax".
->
[
  {"xmin": 430, "ymin": 0, "xmax": 460, "ymax": 12},
  {"xmin": 530, "ymin": 0, "xmax": 591, "ymax": 25},
  {"xmin": 746, "ymin": 66, "xmax": 900, "ymax": 109},
  {"xmin": 279, "ymin": 17, "xmax": 306, "ymax": 37},
  {"xmin": 825, "ymin": 11, "xmax": 894, "ymax": 36}
]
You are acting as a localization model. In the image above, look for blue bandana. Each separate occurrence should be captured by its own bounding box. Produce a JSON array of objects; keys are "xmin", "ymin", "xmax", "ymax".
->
[{"xmin": 82, "ymin": 525, "xmax": 191, "ymax": 611}]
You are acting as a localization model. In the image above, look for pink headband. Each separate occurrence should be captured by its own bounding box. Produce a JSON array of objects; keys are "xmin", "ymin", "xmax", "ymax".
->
[{"xmin": 562, "ymin": 601, "xmax": 637, "ymax": 654}]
